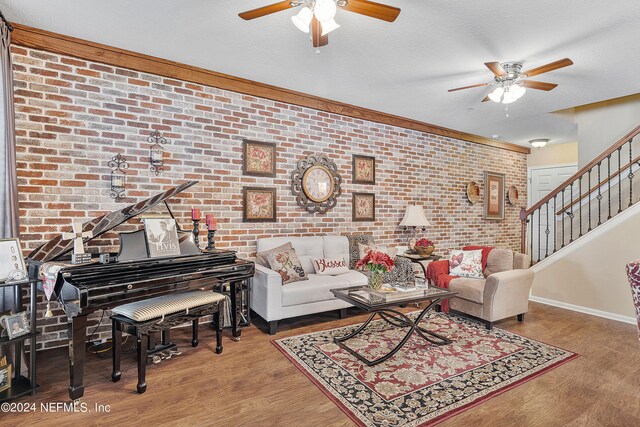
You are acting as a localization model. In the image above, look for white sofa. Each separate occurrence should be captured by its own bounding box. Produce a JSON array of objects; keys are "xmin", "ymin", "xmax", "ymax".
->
[{"xmin": 251, "ymin": 236, "xmax": 368, "ymax": 334}]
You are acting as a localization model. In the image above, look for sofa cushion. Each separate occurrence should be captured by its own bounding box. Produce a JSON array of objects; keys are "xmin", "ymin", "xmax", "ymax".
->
[
  {"xmin": 485, "ymin": 248, "xmax": 514, "ymax": 276},
  {"xmin": 312, "ymin": 257, "xmax": 350, "ymax": 275},
  {"xmin": 256, "ymin": 241, "xmax": 292, "ymax": 267},
  {"xmin": 449, "ymin": 249, "xmax": 484, "ymax": 279},
  {"xmin": 257, "ymin": 237, "xmax": 324, "ymax": 274},
  {"xmin": 266, "ymin": 248, "xmax": 308, "ymax": 285},
  {"xmin": 323, "ymin": 236, "xmax": 350, "ymax": 261},
  {"xmin": 449, "ymin": 277, "xmax": 486, "ymax": 304},
  {"xmin": 281, "ymin": 272, "xmax": 363, "ymax": 307}
]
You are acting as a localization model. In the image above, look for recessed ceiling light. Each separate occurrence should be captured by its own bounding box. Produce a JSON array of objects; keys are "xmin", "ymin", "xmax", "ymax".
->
[{"xmin": 491, "ymin": 134, "xmax": 499, "ymax": 139}]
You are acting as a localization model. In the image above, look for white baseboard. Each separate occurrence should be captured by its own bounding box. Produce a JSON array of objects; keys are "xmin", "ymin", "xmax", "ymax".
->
[{"xmin": 529, "ymin": 295, "xmax": 637, "ymax": 325}]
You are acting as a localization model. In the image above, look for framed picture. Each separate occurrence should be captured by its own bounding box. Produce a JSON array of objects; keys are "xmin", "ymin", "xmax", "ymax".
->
[
  {"xmin": 243, "ymin": 187, "xmax": 277, "ymax": 222},
  {"xmin": 0, "ymin": 362, "xmax": 11, "ymax": 393},
  {"xmin": 0, "ymin": 238, "xmax": 26, "ymax": 283},
  {"xmin": 243, "ymin": 139, "xmax": 277, "ymax": 177},
  {"xmin": 484, "ymin": 171, "xmax": 506, "ymax": 220},
  {"xmin": 352, "ymin": 155, "xmax": 376, "ymax": 185},
  {"xmin": 0, "ymin": 311, "xmax": 30, "ymax": 340},
  {"xmin": 352, "ymin": 193, "xmax": 376, "ymax": 222},
  {"xmin": 143, "ymin": 218, "xmax": 181, "ymax": 258}
]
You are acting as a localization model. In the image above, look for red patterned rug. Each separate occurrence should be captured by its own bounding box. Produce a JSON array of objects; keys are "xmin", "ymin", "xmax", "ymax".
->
[{"xmin": 274, "ymin": 312, "xmax": 578, "ymax": 426}]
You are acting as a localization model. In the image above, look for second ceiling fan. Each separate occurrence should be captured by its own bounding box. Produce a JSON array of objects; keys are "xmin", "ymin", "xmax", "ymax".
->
[{"xmin": 238, "ymin": 0, "xmax": 401, "ymax": 48}]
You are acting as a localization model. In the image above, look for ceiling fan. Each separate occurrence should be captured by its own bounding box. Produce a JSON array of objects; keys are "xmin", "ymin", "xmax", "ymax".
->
[
  {"xmin": 238, "ymin": 0, "xmax": 401, "ymax": 48},
  {"xmin": 448, "ymin": 58, "xmax": 574, "ymax": 104}
]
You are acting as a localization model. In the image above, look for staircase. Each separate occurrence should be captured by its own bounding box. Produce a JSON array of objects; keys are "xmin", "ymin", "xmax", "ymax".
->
[{"xmin": 521, "ymin": 124, "xmax": 640, "ymax": 263}]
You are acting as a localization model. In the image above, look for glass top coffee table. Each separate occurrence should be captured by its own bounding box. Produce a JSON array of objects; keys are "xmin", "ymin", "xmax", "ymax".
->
[{"xmin": 330, "ymin": 286, "xmax": 457, "ymax": 366}]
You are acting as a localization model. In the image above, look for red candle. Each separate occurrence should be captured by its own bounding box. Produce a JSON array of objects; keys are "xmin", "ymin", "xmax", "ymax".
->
[
  {"xmin": 191, "ymin": 208, "xmax": 201, "ymax": 221},
  {"xmin": 206, "ymin": 213, "xmax": 217, "ymax": 231}
]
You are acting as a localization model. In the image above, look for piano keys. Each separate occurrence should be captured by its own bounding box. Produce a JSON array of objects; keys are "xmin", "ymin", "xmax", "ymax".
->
[{"xmin": 26, "ymin": 181, "xmax": 255, "ymax": 400}]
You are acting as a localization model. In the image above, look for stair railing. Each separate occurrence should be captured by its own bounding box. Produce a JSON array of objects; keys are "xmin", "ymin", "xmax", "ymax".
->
[{"xmin": 521, "ymin": 124, "xmax": 640, "ymax": 263}]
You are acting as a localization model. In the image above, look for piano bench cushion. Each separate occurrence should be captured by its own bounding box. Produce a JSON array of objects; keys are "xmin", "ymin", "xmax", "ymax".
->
[{"xmin": 111, "ymin": 290, "xmax": 225, "ymax": 322}]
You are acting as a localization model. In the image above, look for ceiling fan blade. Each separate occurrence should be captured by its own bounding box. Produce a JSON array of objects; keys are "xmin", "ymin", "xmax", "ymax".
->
[
  {"xmin": 448, "ymin": 83, "xmax": 489, "ymax": 92},
  {"xmin": 484, "ymin": 62, "xmax": 507, "ymax": 77},
  {"xmin": 523, "ymin": 58, "xmax": 573, "ymax": 78},
  {"xmin": 482, "ymin": 96, "xmax": 490, "ymax": 102},
  {"xmin": 238, "ymin": 1, "xmax": 294, "ymax": 20},
  {"xmin": 311, "ymin": 17, "xmax": 329, "ymax": 48},
  {"xmin": 340, "ymin": 0, "xmax": 401, "ymax": 22},
  {"xmin": 522, "ymin": 80, "xmax": 558, "ymax": 91}
]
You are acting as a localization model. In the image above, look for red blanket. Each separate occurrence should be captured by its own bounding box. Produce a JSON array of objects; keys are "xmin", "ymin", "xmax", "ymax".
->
[{"xmin": 425, "ymin": 246, "xmax": 494, "ymax": 313}]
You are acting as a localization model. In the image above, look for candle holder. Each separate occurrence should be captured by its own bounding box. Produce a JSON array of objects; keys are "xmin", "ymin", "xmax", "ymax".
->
[
  {"xmin": 108, "ymin": 153, "xmax": 128, "ymax": 200},
  {"xmin": 206, "ymin": 229, "xmax": 216, "ymax": 250},
  {"xmin": 192, "ymin": 219, "xmax": 200, "ymax": 248},
  {"xmin": 148, "ymin": 130, "xmax": 167, "ymax": 176}
]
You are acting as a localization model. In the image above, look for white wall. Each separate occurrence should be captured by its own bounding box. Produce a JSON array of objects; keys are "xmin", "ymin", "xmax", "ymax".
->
[
  {"xmin": 531, "ymin": 203, "xmax": 640, "ymax": 321},
  {"xmin": 574, "ymin": 94, "xmax": 640, "ymax": 168}
]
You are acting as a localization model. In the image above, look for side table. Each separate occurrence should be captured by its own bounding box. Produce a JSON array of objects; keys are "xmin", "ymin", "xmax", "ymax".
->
[
  {"xmin": 0, "ymin": 278, "xmax": 39, "ymax": 401},
  {"xmin": 397, "ymin": 253, "xmax": 442, "ymax": 279}
]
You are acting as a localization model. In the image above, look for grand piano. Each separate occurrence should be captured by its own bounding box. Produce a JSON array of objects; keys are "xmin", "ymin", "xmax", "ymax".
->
[{"xmin": 26, "ymin": 181, "xmax": 255, "ymax": 400}]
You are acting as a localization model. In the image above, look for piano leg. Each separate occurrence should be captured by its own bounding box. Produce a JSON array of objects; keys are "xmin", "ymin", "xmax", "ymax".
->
[
  {"xmin": 67, "ymin": 314, "xmax": 87, "ymax": 400},
  {"xmin": 215, "ymin": 304, "xmax": 223, "ymax": 354},
  {"xmin": 230, "ymin": 281, "xmax": 241, "ymax": 340},
  {"xmin": 191, "ymin": 319, "xmax": 199, "ymax": 347}
]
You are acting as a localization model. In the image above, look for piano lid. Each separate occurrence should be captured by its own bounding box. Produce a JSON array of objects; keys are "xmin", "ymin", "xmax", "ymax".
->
[{"xmin": 27, "ymin": 181, "xmax": 199, "ymax": 263}]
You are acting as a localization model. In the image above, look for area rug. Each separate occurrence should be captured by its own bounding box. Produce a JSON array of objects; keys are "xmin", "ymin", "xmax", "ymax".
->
[{"xmin": 274, "ymin": 312, "xmax": 578, "ymax": 426}]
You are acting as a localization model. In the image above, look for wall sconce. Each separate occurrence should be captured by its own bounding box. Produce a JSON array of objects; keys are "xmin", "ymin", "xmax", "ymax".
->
[
  {"xmin": 148, "ymin": 129, "xmax": 167, "ymax": 175},
  {"xmin": 109, "ymin": 153, "xmax": 128, "ymax": 200}
]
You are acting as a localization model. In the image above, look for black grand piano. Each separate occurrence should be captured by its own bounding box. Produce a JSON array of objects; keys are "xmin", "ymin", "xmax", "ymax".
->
[{"xmin": 26, "ymin": 181, "xmax": 254, "ymax": 400}]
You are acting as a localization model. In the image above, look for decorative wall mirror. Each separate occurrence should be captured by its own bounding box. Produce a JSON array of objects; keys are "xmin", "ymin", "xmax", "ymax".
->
[{"xmin": 291, "ymin": 154, "xmax": 342, "ymax": 214}]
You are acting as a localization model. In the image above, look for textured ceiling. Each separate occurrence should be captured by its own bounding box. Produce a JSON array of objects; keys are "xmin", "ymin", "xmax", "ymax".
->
[{"xmin": 2, "ymin": 0, "xmax": 640, "ymax": 147}]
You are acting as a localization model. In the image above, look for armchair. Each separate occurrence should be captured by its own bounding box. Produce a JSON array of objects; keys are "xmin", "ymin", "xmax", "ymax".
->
[{"xmin": 427, "ymin": 248, "xmax": 534, "ymax": 329}]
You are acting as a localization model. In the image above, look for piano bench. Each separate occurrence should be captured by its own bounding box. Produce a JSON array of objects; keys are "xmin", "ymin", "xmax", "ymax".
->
[{"xmin": 110, "ymin": 290, "xmax": 225, "ymax": 394}]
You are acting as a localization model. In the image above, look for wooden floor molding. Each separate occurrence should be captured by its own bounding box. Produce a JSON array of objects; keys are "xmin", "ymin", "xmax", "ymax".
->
[
  {"xmin": 9, "ymin": 23, "xmax": 529, "ymax": 155},
  {"xmin": 6, "ymin": 302, "xmax": 640, "ymax": 426}
]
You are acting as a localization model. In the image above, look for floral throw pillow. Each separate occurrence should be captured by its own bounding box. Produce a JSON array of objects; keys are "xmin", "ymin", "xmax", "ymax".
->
[
  {"xmin": 266, "ymin": 248, "xmax": 308, "ymax": 284},
  {"xmin": 449, "ymin": 249, "xmax": 484, "ymax": 279}
]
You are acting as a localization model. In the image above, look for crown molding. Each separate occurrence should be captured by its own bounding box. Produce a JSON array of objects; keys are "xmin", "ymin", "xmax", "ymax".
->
[{"xmin": 11, "ymin": 23, "xmax": 530, "ymax": 154}]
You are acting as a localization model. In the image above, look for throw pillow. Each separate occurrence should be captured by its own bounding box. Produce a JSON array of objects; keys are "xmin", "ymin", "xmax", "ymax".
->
[
  {"xmin": 312, "ymin": 257, "xmax": 349, "ymax": 275},
  {"xmin": 357, "ymin": 243, "xmax": 398, "ymax": 260},
  {"xmin": 266, "ymin": 248, "xmax": 309, "ymax": 284},
  {"xmin": 256, "ymin": 242, "xmax": 292, "ymax": 267},
  {"xmin": 449, "ymin": 249, "xmax": 484, "ymax": 279}
]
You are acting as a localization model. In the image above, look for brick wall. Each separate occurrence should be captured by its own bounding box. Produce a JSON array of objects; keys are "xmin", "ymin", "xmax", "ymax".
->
[{"xmin": 10, "ymin": 46, "xmax": 527, "ymax": 349}]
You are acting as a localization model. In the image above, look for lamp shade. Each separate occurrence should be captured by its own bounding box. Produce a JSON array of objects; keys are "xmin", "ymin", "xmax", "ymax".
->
[
  {"xmin": 291, "ymin": 7, "xmax": 313, "ymax": 33},
  {"xmin": 320, "ymin": 18, "xmax": 340, "ymax": 35},
  {"xmin": 399, "ymin": 205, "xmax": 431, "ymax": 228}
]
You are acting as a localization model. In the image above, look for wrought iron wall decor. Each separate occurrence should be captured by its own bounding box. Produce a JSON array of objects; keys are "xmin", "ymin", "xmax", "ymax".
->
[
  {"xmin": 148, "ymin": 130, "xmax": 167, "ymax": 175},
  {"xmin": 291, "ymin": 154, "xmax": 342, "ymax": 214},
  {"xmin": 109, "ymin": 153, "xmax": 128, "ymax": 200}
]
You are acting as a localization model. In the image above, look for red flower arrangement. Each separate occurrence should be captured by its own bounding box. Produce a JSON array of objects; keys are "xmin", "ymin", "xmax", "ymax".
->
[
  {"xmin": 355, "ymin": 250, "xmax": 395, "ymax": 274},
  {"xmin": 415, "ymin": 238, "xmax": 435, "ymax": 247}
]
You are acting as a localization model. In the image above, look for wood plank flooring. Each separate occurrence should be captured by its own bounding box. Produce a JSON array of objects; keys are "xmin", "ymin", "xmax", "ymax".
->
[{"xmin": 3, "ymin": 302, "xmax": 640, "ymax": 427}]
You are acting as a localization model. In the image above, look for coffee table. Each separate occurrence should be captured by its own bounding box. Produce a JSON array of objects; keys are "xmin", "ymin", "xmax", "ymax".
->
[{"xmin": 330, "ymin": 286, "xmax": 456, "ymax": 366}]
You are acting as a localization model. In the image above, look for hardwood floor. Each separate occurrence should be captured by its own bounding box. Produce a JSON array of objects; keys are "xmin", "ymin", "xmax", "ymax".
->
[{"xmin": 3, "ymin": 302, "xmax": 640, "ymax": 427}]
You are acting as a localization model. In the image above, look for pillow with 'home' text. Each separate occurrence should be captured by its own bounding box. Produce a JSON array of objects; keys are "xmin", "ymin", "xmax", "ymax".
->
[{"xmin": 312, "ymin": 257, "xmax": 349, "ymax": 275}]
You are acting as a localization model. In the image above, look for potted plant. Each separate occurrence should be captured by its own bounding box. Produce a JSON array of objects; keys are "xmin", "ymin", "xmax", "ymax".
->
[
  {"xmin": 414, "ymin": 238, "xmax": 435, "ymax": 256},
  {"xmin": 355, "ymin": 250, "xmax": 395, "ymax": 290}
]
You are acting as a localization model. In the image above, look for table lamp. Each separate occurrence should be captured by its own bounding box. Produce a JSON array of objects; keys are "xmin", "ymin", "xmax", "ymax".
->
[{"xmin": 399, "ymin": 204, "xmax": 431, "ymax": 252}]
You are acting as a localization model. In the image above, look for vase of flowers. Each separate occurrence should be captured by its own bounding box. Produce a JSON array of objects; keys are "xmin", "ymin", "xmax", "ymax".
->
[
  {"xmin": 414, "ymin": 238, "xmax": 435, "ymax": 256},
  {"xmin": 355, "ymin": 250, "xmax": 395, "ymax": 290}
]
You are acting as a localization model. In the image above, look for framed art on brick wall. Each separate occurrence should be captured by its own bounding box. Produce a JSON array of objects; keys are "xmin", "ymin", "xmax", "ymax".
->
[
  {"xmin": 352, "ymin": 155, "xmax": 376, "ymax": 185},
  {"xmin": 243, "ymin": 139, "xmax": 276, "ymax": 177},
  {"xmin": 352, "ymin": 193, "xmax": 376, "ymax": 221},
  {"xmin": 484, "ymin": 171, "xmax": 505, "ymax": 220},
  {"xmin": 243, "ymin": 187, "xmax": 277, "ymax": 222}
]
